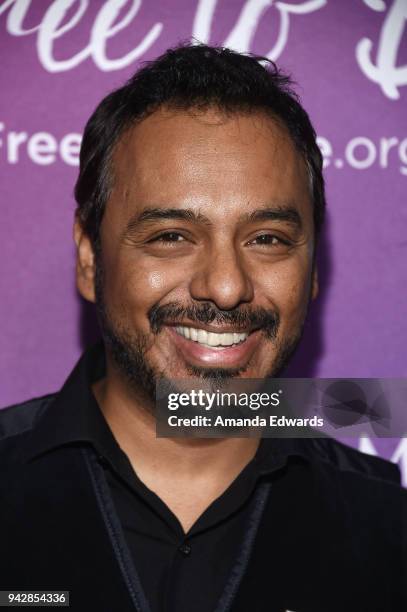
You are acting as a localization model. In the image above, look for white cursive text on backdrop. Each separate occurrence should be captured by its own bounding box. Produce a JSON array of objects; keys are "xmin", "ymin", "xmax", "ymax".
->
[
  {"xmin": 356, "ymin": 0, "xmax": 407, "ymax": 100},
  {"xmin": 0, "ymin": 0, "xmax": 406, "ymax": 99}
]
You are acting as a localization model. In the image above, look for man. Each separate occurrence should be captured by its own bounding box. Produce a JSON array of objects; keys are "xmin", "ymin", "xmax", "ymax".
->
[{"xmin": 0, "ymin": 44, "xmax": 405, "ymax": 612}]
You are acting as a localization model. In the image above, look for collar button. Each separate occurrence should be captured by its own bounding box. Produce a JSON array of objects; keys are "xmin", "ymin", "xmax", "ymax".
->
[{"xmin": 178, "ymin": 543, "xmax": 191, "ymax": 556}]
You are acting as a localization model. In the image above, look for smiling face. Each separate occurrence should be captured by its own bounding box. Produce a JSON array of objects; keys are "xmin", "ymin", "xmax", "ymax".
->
[{"xmin": 75, "ymin": 107, "xmax": 318, "ymax": 400}]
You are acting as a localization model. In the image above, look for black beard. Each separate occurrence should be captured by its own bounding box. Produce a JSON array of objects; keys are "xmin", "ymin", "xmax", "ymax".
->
[{"xmin": 94, "ymin": 246, "xmax": 308, "ymax": 407}]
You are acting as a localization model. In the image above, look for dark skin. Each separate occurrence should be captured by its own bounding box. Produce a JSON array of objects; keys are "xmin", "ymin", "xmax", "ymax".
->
[{"xmin": 74, "ymin": 107, "xmax": 318, "ymax": 531}]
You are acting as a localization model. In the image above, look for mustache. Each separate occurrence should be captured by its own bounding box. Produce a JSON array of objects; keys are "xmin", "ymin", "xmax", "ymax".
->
[{"xmin": 148, "ymin": 302, "xmax": 280, "ymax": 339}]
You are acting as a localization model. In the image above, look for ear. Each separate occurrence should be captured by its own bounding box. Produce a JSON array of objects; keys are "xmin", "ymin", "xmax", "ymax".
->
[
  {"xmin": 74, "ymin": 218, "xmax": 96, "ymax": 303},
  {"xmin": 311, "ymin": 265, "xmax": 319, "ymax": 300}
]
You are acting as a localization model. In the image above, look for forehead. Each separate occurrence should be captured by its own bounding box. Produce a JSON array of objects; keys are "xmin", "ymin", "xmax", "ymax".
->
[{"xmin": 106, "ymin": 107, "xmax": 312, "ymax": 226}]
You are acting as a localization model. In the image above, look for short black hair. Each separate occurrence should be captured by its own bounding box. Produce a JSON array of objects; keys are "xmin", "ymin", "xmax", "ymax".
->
[{"xmin": 75, "ymin": 43, "xmax": 325, "ymax": 247}]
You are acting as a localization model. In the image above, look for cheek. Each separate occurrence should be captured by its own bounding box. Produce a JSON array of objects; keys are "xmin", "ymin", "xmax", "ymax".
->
[
  {"xmin": 114, "ymin": 269, "xmax": 168, "ymax": 313},
  {"xmin": 259, "ymin": 260, "xmax": 312, "ymax": 318},
  {"xmin": 105, "ymin": 257, "xmax": 188, "ymax": 325},
  {"xmin": 148, "ymin": 271, "xmax": 166, "ymax": 291}
]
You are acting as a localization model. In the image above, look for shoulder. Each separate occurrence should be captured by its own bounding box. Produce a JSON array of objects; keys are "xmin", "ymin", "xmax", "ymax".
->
[
  {"xmin": 304, "ymin": 436, "xmax": 406, "ymax": 531},
  {"xmin": 0, "ymin": 394, "xmax": 56, "ymax": 444},
  {"xmin": 309, "ymin": 435, "xmax": 402, "ymax": 485},
  {"xmin": 0, "ymin": 395, "xmax": 58, "ymax": 495}
]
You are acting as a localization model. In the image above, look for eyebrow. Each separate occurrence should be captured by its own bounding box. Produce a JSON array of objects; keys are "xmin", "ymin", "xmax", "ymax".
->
[
  {"xmin": 242, "ymin": 206, "xmax": 302, "ymax": 228},
  {"xmin": 124, "ymin": 204, "xmax": 303, "ymax": 234}
]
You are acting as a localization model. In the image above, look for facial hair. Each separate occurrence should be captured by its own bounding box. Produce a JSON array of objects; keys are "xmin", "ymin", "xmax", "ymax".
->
[{"xmin": 94, "ymin": 246, "xmax": 310, "ymax": 406}]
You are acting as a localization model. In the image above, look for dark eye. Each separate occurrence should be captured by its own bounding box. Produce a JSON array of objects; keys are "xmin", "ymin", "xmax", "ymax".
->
[
  {"xmin": 249, "ymin": 234, "xmax": 287, "ymax": 246},
  {"xmin": 151, "ymin": 232, "xmax": 186, "ymax": 243}
]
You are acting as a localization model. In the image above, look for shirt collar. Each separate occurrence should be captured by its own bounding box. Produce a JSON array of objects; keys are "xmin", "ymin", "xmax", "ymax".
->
[
  {"xmin": 24, "ymin": 341, "xmax": 315, "ymax": 472},
  {"xmin": 24, "ymin": 341, "xmax": 116, "ymax": 462}
]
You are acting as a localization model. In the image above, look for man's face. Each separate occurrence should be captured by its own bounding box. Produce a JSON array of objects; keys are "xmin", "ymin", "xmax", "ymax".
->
[{"xmin": 77, "ymin": 107, "xmax": 318, "ymax": 398}]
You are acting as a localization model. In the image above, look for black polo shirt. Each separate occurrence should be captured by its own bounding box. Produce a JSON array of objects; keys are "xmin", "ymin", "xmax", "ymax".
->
[
  {"xmin": 2, "ymin": 342, "xmax": 406, "ymax": 611},
  {"xmin": 23, "ymin": 342, "xmax": 314, "ymax": 612}
]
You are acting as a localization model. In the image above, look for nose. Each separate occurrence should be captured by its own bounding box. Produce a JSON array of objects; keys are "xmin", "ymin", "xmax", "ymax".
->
[{"xmin": 188, "ymin": 241, "xmax": 254, "ymax": 310}]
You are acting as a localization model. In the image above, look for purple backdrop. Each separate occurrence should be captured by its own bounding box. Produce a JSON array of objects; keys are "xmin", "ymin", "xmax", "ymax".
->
[{"xmin": 0, "ymin": 0, "xmax": 406, "ymax": 481}]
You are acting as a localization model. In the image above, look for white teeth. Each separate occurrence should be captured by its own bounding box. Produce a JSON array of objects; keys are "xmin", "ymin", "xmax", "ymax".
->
[
  {"xmin": 207, "ymin": 332, "xmax": 218, "ymax": 345},
  {"xmin": 197, "ymin": 329, "xmax": 207, "ymax": 344},
  {"xmin": 220, "ymin": 333, "xmax": 234, "ymax": 346},
  {"xmin": 174, "ymin": 326, "xmax": 249, "ymax": 347}
]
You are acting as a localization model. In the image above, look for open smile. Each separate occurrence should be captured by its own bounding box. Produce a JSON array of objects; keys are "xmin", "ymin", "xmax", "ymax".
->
[
  {"xmin": 166, "ymin": 324, "xmax": 262, "ymax": 368},
  {"xmin": 175, "ymin": 325, "xmax": 249, "ymax": 348}
]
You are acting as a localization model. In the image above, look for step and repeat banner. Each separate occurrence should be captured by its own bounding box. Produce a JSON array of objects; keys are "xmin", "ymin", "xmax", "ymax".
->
[{"xmin": 0, "ymin": 0, "xmax": 406, "ymax": 481}]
